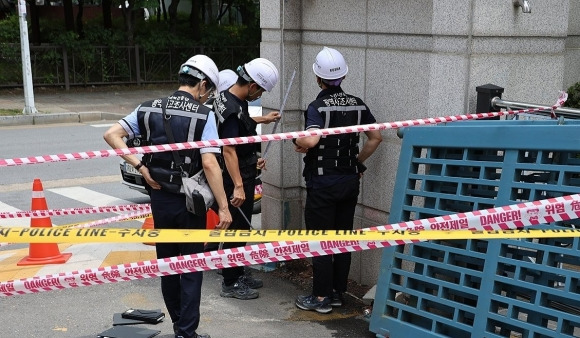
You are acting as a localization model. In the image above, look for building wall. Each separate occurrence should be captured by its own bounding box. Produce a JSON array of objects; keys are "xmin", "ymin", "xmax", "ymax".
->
[
  {"xmin": 258, "ymin": 0, "xmax": 577, "ymax": 286},
  {"xmin": 566, "ymin": 0, "xmax": 580, "ymax": 89}
]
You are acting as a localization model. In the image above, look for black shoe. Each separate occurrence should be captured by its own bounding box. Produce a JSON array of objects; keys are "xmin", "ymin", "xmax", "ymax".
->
[
  {"xmin": 220, "ymin": 279, "xmax": 259, "ymax": 300},
  {"xmin": 175, "ymin": 334, "xmax": 210, "ymax": 338},
  {"xmin": 330, "ymin": 292, "xmax": 344, "ymax": 307},
  {"xmin": 239, "ymin": 272, "xmax": 263, "ymax": 289},
  {"xmin": 295, "ymin": 294, "xmax": 332, "ymax": 314}
]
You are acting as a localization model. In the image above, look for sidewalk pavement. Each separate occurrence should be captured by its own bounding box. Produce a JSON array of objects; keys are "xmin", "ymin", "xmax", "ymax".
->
[
  {"xmin": 0, "ymin": 86, "xmax": 376, "ymax": 337},
  {"xmin": 0, "ymin": 85, "xmax": 176, "ymax": 125}
]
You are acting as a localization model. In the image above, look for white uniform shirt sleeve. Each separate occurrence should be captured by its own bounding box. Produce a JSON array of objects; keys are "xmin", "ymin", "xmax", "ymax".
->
[
  {"xmin": 200, "ymin": 111, "xmax": 221, "ymax": 154},
  {"xmin": 118, "ymin": 106, "xmax": 141, "ymax": 139}
]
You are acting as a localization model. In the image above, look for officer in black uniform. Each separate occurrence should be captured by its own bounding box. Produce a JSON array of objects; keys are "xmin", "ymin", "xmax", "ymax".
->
[
  {"xmin": 212, "ymin": 58, "xmax": 280, "ymax": 300},
  {"xmin": 293, "ymin": 47, "xmax": 383, "ymax": 314},
  {"xmin": 104, "ymin": 55, "xmax": 232, "ymax": 338}
]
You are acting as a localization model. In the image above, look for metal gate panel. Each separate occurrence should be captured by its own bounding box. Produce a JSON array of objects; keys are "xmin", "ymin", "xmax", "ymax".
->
[{"xmin": 369, "ymin": 120, "xmax": 580, "ymax": 338}]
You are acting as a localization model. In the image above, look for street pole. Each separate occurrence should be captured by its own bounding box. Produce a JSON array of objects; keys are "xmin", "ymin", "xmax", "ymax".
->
[{"xmin": 17, "ymin": 0, "xmax": 37, "ymax": 115}]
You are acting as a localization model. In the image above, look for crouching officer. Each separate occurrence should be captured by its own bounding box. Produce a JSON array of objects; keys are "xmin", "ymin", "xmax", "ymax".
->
[
  {"xmin": 103, "ymin": 54, "xmax": 232, "ymax": 338},
  {"xmin": 212, "ymin": 58, "xmax": 280, "ymax": 300}
]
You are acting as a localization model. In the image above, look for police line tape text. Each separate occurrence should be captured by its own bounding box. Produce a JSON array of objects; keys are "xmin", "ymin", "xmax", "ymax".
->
[
  {"xmin": 4, "ymin": 228, "xmax": 147, "ymax": 237},
  {"xmin": 2, "ymin": 227, "xmax": 580, "ymax": 244},
  {"xmin": 1, "ymin": 228, "xmax": 363, "ymax": 238}
]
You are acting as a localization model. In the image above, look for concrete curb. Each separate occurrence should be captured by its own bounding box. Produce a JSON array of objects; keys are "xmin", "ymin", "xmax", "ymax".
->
[{"xmin": 0, "ymin": 112, "xmax": 126, "ymax": 126}]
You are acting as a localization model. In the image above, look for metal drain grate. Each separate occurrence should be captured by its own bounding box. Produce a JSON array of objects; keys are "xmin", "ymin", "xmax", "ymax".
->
[{"xmin": 370, "ymin": 120, "xmax": 580, "ymax": 338}]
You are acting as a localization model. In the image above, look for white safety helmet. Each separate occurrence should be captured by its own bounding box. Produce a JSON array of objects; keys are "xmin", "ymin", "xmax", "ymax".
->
[
  {"xmin": 237, "ymin": 58, "xmax": 279, "ymax": 92},
  {"xmin": 179, "ymin": 55, "xmax": 219, "ymax": 90},
  {"xmin": 217, "ymin": 69, "xmax": 238, "ymax": 92},
  {"xmin": 312, "ymin": 46, "xmax": 348, "ymax": 80}
]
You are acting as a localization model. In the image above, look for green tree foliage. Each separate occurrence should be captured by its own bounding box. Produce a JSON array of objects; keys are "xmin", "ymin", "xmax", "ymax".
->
[
  {"xmin": 2, "ymin": 0, "xmax": 260, "ymax": 47},
  {"xmin": 1, "ymin": 0, "xmax": 259, "ymax": 46},
  {"xmin": 0, "ymin": 15, "xmax": 21, "ymax": 83},
  {"xmin": 565, "ymin": 82, "xmax": 580, "ymax": 109},
  {"xmin": 0, "ymin": 1, "xmax": 260, "ymax": 85},
  {"xmin": 0, "ymin": 14, "xmax": 19, "ymax": 42}
]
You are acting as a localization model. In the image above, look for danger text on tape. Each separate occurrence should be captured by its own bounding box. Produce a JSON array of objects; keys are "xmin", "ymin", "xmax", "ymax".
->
[{"xmin": 2, "ymin": 193, "xmax": 579, "ymax": 297}]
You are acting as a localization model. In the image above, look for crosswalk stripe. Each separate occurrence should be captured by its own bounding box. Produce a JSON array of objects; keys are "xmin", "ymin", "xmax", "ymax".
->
[
  {"xmin": 90, "ymin": 123, "xmax": 115, "ymax": 128},
  {"xmin": 0, "ymin": 252, "xmax": 15, "ymax": 263},
  {"xmin": 0, "ymin": 202, "xmax": 30, "ymax": 227},
  {"xmin": 48, "ymin": 187, "xmax": 135, "ymax": 209},
  {"xmin": 0, "ymin": 175, "xmax": 120, "ymax": 193},
  {"xmin": 1, "ymin": 186, "xmax": 134, "ymax": 228},
  {"xmin": 1, "ymin": 187, "xmax": 152, "ymax": 278}
]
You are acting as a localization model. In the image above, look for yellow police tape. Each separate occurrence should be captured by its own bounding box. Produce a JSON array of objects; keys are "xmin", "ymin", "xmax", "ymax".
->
[
  {"xmin": 0, "ymin": 227, "xmax": 579, "ymax": 243},
  {"xmin": 0, "ymin": 214, "xmax": 151, "ymax": 230},
  {"xmin": 53, "ymin": 213, "xmax": 151, "ymax": 229}
]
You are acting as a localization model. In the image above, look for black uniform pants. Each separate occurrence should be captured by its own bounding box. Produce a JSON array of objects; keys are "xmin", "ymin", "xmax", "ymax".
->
[
  {"xmin": 221, "ymin": 177, "xmax": 255, "ymax": 286},
  {"xmin": 150, "ymin": 189, "xmax": 205, "ymax": 338},
  {"xmin": 304, "ymin": 177, "xmax": 359, "ymax": 298}
]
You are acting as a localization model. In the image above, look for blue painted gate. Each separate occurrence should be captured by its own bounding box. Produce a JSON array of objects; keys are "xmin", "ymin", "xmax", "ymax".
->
[{"xmin": 369, "ymin": 120, "xmax": 580, "ymax": 338}]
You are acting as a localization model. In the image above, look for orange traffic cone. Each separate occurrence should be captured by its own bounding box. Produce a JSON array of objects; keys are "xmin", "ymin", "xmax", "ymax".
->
[
  {"xmin": 203, "ymin": 209, "xmax": 220, "ymax": 250},
  {"xmin": 18, "ymin": 179, "xmax": 72, "ymax": 266},
  {"xmin": 141, "ymin": 216, "xmax": 155, "ymax": 246},
  {"xmin": 206, "ymin": 209, "xmax": 219, "ymax": 230}
]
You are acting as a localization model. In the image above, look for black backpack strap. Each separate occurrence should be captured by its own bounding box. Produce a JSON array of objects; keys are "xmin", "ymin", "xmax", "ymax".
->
[{"xmin": 161, "ymin": 98, "xmax": 187, "ymax": 177}]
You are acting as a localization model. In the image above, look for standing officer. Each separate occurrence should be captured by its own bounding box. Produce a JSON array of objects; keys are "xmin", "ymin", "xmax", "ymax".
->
[
  {"xmin": 205, "ymin": 69, "xmax": 238, "ymax": 109},
  {"xmin": 293, "ymin": 47, "xmax": 382, "ymax": 313},
  {"xmin": 103, "ymin": 54, "xmax": 232, "ymax": 338},
  {"xmin": 201, "ymin": 68, "xmax": 240, "ymax": 253},
  {"xmin": 217, "ymin": 69, "xmax": 238, "ymax": 92},
  {"xmin": 213, "ymin": 58, "xmax": 280, "ymax": 300}
]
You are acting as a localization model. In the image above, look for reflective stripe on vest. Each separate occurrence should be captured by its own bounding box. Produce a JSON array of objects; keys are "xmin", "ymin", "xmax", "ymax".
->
[
  {"xmin": 137, "ymin": 93, "xmax": 210, "ymax": 179},
  {"xmin": 303, "ymin": 91, "xmax": 367, "ymax": 177}
]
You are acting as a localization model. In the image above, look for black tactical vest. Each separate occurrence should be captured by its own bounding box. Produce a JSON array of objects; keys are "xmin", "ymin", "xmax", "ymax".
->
[
  {"xmin": 213, "ymin": 90, "xmax": 259, "ymax": 181},
  {"xmin": 303, "ymin": 89, "xmax": 368, "ymax": 178},
  {"xmin": 137, "ymin": 91, "xmax": 210, "ymax": 191}
]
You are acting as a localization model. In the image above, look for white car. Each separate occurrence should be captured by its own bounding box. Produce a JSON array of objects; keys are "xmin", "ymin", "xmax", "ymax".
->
[{"xmin": 119, "ymin": 99, "xmax": 263, "ymax": 214}]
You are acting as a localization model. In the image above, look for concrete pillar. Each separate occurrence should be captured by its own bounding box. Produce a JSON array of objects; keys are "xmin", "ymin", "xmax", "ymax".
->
[
  {"xmin": 565, "ymin": 0, "xmax": 580, "ymax": 89},
  {"xmin": 259, "ymin": 0, "xmax": 576, "ymax": 286},
  {"xmin": 259, "ymin": 0, "xmax": 304, "ymax": 233}
]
